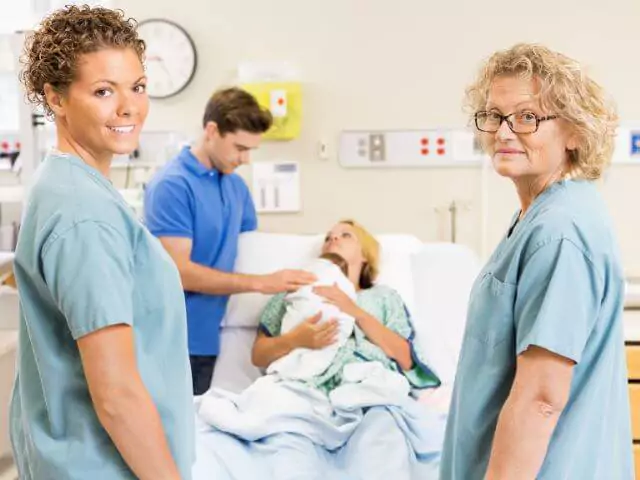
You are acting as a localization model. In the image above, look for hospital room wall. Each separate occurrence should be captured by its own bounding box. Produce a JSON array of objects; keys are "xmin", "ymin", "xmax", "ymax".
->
[
  {"xmin": 3, "ymin": 0, "xmax": 640, "ymax": 272},
  {"xmin": 116, "ymin": 0, "xmax": 640, "ymax": 272}
]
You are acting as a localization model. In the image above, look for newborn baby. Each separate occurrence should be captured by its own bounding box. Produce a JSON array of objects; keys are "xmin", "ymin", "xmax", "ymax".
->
[{"xmin": 266, "ymin": 253, "xmax": 357, "ymax": 380}]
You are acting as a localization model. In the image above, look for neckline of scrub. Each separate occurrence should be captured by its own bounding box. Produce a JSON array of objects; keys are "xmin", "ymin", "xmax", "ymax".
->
[
  {"xmin": 47, "ymin": 149, "xmax": 128, "ymax": 205},
  {"xmin": 506, "ymin": 179, "xmax": 570, "ymax": 240}
]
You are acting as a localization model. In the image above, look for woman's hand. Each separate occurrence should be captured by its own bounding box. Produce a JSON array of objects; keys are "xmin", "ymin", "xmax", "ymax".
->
[
  {"xmin": 313, "ymin": 284, "xmax": 361, "ymax": 318},
  {"xmin": 288, "ymin": 312, "xmax": 340, "ymax": 350}
]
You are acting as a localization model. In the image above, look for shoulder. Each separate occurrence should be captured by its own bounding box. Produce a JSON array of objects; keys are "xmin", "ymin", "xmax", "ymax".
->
[
  {"xmin": 523, "ymin": 180, "xmax": 615, "ymax": 262},
  {"xmin": 29, "ymin": 155, "xmax": 138, "ymax": 241},
  {"xmin": 360, "ymin": 284, "xmax": 404, "ymax": 303},
  {"xmin": 146, "ymin": 159, "xmax": 192, "ymax": 194}
]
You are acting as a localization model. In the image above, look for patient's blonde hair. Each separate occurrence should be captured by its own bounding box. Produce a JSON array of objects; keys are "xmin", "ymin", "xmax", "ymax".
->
[
  {"xmin": 340, "ymin": 219, "xmax": 379, "ymax": 289},
  {"xmin": 465, "ymin": 43, "xmax": 618, "ymax": 180}
]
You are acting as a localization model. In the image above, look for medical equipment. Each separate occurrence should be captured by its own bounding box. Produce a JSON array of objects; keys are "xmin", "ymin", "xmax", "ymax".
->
[
  {"xmin": 338, "ymin": 128, "xmax": 487, "ymax": 168},
  {"xmin": 251, "ymin": 161, "xmax": 301, "ymax": 213},
  {"xmin": 239, "ymin": 62, "xmax": 302, "ymax": 141}
]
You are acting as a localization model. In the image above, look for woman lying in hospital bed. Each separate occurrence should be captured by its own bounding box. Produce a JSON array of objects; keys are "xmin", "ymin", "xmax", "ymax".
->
[{"xmin": 194, "ymin": 220, "xmax": 444, "ymax": 480}]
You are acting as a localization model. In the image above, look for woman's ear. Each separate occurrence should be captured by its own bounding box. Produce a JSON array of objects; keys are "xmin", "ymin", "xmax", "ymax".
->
[{"xmin": 43, "ymin": 83, "xmax": 64, "ymax": 118}]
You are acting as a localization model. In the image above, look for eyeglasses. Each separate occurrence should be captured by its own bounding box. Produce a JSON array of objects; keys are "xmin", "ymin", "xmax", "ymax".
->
[{"xmin": 474, "ymin": 110, "xmax": 558, "ymax": 134}]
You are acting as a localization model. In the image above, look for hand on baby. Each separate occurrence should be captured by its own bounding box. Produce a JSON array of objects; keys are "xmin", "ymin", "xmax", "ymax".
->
[
  {"xmin": 258, "ymin": 269, "xmax": 317, "ymax": 294},
  {"xmin": 313, "ymin": 284, "xmax": 360, "ymax": 318},
  {"xmin": 289, "ymin": 312, "xmax": 339, "ymax": 349}
]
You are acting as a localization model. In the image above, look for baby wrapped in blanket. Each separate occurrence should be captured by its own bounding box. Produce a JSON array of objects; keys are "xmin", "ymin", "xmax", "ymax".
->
[{"xmin": 266, "ymin": 253, "xmax": 356, "ymax": 380}]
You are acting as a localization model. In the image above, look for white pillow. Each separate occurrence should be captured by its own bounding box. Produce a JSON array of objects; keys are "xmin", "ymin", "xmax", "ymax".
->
[
  {"xmin": 222, "ymin": 232, "xmax": 423, "ymax": 328},
  {"xmin": 410, "ymin": 243, "xmax": 480, "ymax": 385},
  {"xmin": 222, "ymin": 232, "xmax": 323, "ymax": 328},
  {"xmin": 373, "ymin": 234, "xmax": 423, "ymax": 315}
]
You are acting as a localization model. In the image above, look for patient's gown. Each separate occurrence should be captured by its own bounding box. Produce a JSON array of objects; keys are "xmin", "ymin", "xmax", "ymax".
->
[{"xmin": 259, "ymin": 284, "xmax": 440, "ymax": 393}]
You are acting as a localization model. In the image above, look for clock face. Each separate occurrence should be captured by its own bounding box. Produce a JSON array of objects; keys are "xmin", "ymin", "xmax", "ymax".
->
[{"xmin": 137, "ymin": 19, "xmax": 197, "ymax": 99}]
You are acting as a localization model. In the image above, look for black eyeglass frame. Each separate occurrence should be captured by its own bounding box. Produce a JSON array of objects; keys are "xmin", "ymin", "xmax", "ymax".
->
[{"xmin": 474, "ymin": 111, "xmax": 558, "ymax": 134}]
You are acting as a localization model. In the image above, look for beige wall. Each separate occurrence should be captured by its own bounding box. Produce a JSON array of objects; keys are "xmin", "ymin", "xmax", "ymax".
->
[{"xmin": 3, "ymin": 0, "xmax": 640, "ymax": 273}]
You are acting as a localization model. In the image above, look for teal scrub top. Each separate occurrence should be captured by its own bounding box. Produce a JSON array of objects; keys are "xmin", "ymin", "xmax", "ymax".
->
[
  {"xmin": 10, "ymin": 152, "xmax": 195, "ymax": 479},
  {"xmin": 441, "ymin": 180, "xmax": 633, "ymax": 479}
]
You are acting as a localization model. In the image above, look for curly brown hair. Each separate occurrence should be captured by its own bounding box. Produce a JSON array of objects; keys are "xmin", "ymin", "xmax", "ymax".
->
[{"xmin": 21, "ymin": 5, "xmax": 145, "ymax": 117}]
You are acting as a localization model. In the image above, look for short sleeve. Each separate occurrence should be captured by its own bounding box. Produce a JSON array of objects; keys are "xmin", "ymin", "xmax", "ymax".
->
[
  {"xmin": 380, "ymin": 287, "xmax": 413, "ymax": 338},
  {"xmin": 378, "ymin": 287, "xmax": 441, "ymax": 389},
  {"xmin": 258, "ymin": 294, "xmax": 287, "ymax": 337},
  {"xmin": 42, "ymin": 221, "xmax": 134, "ymax": 339},
  {"xmin": 515, "ymin": 238, "xmax": 603, "ymax": 363},
  {"xmin": 144, "ymin": 178, "xmax": 193, "ymax": 238},
  {"xmin": 241, "ymin": 185, "xmax": 257, "ymax": 233}
]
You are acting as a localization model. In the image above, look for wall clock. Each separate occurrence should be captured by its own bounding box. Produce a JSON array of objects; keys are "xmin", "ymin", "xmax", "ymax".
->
[{"xmin": 137, "ymin": 19, "xmax": 197, "ymax": 99}]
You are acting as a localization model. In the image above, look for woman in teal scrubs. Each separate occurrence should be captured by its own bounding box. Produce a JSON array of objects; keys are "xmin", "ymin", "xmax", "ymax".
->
[
  {"xmin": 11, "ymin": 6, "xmax": 193, "ymax": 479},
  {"xmin": 441, "ymin": 44, "xmax": 633, "ymax": 479}
]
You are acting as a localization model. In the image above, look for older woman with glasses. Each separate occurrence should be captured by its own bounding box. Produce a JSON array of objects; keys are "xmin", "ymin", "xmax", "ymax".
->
[{"xmin": 440, "ymin": 44, "xmax": 633, "ymax": 480}]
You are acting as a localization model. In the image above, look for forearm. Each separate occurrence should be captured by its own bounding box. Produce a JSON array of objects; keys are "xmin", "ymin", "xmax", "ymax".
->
[
  {"xmin": 251, "ymin": 332, "xmax": 297, "ymax": 368},
  {"xmin": 94, "ymin": 381, "xmax": 181, "ymax": 480},
  {"xmin": 353, "ymin": 309, "xmax": 413, "ymax": 370},
  {"xmin": 179, "ymin": 260, "xmax": 262, "ymax": 295},
  {"xmin": 485, "ymin": 393, "xmax": 562, "ymax": 479}
]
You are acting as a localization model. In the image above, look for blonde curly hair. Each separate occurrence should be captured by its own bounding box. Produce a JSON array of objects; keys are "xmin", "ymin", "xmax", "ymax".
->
[
  {"xmin": 465, "ymin": 43, "xmax": 618, "ymax": 180},
  {"xmin": 20, "ymin": 5, "xmax": 145, "ymax": 117}
]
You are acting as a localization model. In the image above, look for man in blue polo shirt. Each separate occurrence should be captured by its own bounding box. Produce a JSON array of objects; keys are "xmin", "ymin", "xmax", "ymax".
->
[{"xmin": 144, "ymin": 87, "xmax": 315, "ymax": 395}]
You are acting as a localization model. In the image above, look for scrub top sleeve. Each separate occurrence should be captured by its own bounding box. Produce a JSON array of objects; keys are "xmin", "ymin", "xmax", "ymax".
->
[
  {"xmin": 514, "ymin": 238, "xmax": 603, "ymax": 364},
  {"xmin": 41, "ymin": 220, "xmax": 135, "ymax": 340},
  {"xmin": 145, "ymin": 178, "xmax": 194, "ymax": 238}
]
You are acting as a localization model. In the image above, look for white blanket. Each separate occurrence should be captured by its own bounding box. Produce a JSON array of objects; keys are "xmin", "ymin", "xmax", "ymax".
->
[
  {"xmin": 266, "ymin": 258, "xmax": 357, "ymax": 380},
  {"xmin": 197, "ymin": 362, "xmax": 437, "ymax": 452}
]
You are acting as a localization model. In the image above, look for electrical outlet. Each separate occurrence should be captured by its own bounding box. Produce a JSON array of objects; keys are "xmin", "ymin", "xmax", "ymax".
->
[{"xmin": 369, "ymin": 133, "xmax": 386, "ymax": 162}]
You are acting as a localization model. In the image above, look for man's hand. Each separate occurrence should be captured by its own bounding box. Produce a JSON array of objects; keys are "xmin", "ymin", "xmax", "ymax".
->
[{"xmin": 256, "ymin": 269, "xmax": 316, "ymax": 294}]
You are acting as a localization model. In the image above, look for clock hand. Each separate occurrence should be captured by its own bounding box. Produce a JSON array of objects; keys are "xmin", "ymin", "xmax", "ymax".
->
[{"xmin": 147, "ymin": 54, "xmax": 173, "ymax": 87}]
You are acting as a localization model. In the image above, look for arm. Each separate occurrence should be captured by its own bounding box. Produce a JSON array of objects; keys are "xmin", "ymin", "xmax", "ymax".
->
[
  {"xmin": 145, "ymin": 178, "xmax": 313, "ymax": 295},
  {"xmin": 485, "ymin": 346, "xmax": 573, "ymax": 479},
  {"xmin": 78, "ymin": 325, "xmax": 180, "ymax": 480},
  {"xmin": 351, "ymin": 308, "xmax": 413, "ymax": 370},
  {"xmin": 486, "ymin": 238, "xmax": 603, "ymax": 478},
  {"xmin": 251, "ymin": 330, "xmax": 296, "ymax": 368},
  {"xmin": 252, "ymin": 316, "xmax": 339, "ymax": 368},
  {"xmin": 42, "ymin": 221, "xmax": 183, "ymax": 479},
  {"xmin": 158, "ymin": 237, "xmax": 315, "ymax": 295}
]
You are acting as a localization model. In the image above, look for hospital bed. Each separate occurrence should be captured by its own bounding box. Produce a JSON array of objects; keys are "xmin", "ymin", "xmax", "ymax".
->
[{"xmin": 193, "ymin": 232, "xmax": 481, "ymax": 479}]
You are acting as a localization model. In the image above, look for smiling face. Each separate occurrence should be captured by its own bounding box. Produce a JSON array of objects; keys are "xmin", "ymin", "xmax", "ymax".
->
[
  {"xmin": 480, "ymin": 75, "xmax": 577, "ymax": 187},
  {"xmin": 45, "ymin": 47, "xmax": 149, "ymax": 164}
]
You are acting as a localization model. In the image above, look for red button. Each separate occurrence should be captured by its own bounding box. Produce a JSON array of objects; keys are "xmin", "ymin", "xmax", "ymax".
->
[
  {"xmin": 437, "ymin": 138, "xmax": 445, "ymax": 146},
  {"xmin": 278, "ymin": 98, "xmax": 284, "ymax": 105},
  {"xmin": 421, "ymin": 138, "xmax": 429, "ymax": 146},
  {"xmin": 1, "ymin": 142, "xmax": 8, "ymax": 150},
  {"xmin": 437, "ymin": 148, "xmax": 445, "ymax": 155},
  {"xmin": 421, "ymin": 148, "xmax": 429, "ymax": 155}
]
